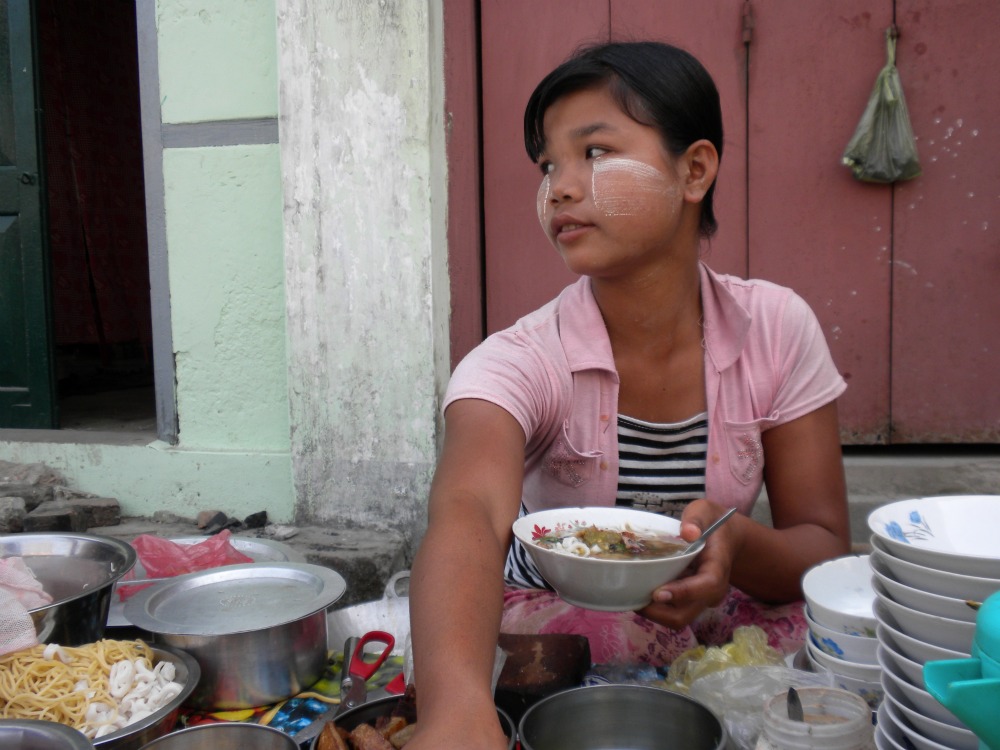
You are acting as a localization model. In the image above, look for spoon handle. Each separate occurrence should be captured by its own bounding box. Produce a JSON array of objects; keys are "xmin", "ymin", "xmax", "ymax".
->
[{"xmin": 697, "ymin": 507, "xmax": 737, "ymax": 542}]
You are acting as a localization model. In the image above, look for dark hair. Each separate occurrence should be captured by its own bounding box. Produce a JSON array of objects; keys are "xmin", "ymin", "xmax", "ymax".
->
[{"xmin": 524, "ymin": 41, "xmax": 724, "ymax": 237}]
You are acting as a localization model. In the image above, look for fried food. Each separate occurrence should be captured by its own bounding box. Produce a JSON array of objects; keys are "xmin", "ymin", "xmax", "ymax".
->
[{"xmin": 316, "ymin": 722, "xmax": 350, "ymax": 750}]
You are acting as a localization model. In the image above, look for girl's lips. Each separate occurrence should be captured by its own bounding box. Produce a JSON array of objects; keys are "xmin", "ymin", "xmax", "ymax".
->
[{"xmin": 551, "ymin": 215, "xmax": 593, "ymax": 241}]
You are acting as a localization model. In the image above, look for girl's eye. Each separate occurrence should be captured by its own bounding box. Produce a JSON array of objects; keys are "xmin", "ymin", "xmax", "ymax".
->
[
  {"xmin": 586, "ymin": 146, "xmax": 609, "ymax": 159},
  {"xmin": 538, "ymin": 160, "xmax": 554, "ymax": 176}
]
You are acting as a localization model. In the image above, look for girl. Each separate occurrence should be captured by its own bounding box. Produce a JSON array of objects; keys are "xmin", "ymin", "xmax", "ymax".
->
[{"xmin": 408, "ymin": 41, "xmax": 850, "ymax": 750}]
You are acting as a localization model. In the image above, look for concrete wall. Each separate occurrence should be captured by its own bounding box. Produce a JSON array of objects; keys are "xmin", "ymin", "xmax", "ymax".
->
[{"xmin": 277, "ymin": 1, "xmax": 449, "ymax": 548}]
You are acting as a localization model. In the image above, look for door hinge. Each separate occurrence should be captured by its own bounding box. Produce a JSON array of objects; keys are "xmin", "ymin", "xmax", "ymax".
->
[{"xmin": 742, "ymin": 0, "xmax": 754, "ymax": 45}]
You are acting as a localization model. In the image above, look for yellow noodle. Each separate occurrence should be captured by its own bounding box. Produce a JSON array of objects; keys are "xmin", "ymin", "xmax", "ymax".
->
[{"xmin": 0, "ymin": 639, "xmax": 155, "ymax": 734}]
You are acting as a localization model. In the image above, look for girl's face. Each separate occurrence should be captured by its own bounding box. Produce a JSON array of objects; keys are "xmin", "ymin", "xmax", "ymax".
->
[{"xmin": 535, "ymin": 85, "xmax": 693, "ymax": 279}]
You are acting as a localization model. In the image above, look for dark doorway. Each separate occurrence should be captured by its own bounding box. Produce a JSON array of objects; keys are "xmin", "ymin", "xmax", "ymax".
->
[{"xmin": 36, "ymin": 0, "xmax": 154, "ymax": 431}]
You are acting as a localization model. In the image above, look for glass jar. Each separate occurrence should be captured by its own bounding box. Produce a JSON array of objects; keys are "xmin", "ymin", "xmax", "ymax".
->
[{"xmin": 754, "ymin": 687, "xmax": 875, "ymax": 750}]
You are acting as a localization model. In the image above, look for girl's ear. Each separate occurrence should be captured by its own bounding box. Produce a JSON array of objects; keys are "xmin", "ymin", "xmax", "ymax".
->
[{"xmin": 681, "ymin": 139, "xmax": 719, "ymax": 204}]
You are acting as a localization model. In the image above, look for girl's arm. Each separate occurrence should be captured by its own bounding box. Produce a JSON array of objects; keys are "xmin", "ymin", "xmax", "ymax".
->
[
  {"xmin": 406, "ymin": 399, "xmax": 527, "ymax": 750},
  {"xmin": 642, "ymin": 400, "xmax": 850, "ymax": 627}
]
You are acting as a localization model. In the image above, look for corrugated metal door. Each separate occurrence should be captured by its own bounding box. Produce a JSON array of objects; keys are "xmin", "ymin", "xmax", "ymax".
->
[{"xmin": 474, "ymin": 0, "xmax": 1000, "ymax": 444}]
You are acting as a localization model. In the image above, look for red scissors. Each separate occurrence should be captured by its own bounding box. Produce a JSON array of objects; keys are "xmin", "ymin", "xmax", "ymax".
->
[{"xmin": 335, "ymin": 630, "xmax": 396, "ymax": 717}]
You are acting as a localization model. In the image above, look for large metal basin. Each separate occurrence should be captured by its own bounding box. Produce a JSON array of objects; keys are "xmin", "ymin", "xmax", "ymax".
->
[{"xmin": 1, "ymin": 532, "xmax": 136, "ymax": 645}]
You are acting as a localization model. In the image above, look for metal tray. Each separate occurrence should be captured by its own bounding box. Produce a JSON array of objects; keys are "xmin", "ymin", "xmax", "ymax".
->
[
  {"xmin": 107, "ymin": 536, "xmax": 305, "ymax": 628},
  {"xmin": 123, "ymin": 562, "xmax": 346, "ymax": 635}
]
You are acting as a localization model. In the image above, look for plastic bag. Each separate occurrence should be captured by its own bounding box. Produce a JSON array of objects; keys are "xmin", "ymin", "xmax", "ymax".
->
[
  {"xmin": 664, "ymin": 625, "xmax": 786, "ymax": 693},
  {"xmin": 842, "ymin": 28, "xmax": 921, "ymax": 183},
  {"xmin": 689, "ymin": 665, "xmax": 834, "ymax": 750},
  {"xmin": 117, "ymin": 529, "xmax": 254, "ymax": 601}
]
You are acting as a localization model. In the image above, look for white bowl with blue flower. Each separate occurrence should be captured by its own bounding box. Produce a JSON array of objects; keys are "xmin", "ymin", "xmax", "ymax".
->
[
  {"xmin": 805, "ymin": 605, "xmax": 878, "ymax": 664},
  {"xmin": 801, "ymin": 554, "xmax": 877, "ymax": 637},
  {"xmin": 867, "ymin": 495, "xmax": 1000, "ymax": 577}
]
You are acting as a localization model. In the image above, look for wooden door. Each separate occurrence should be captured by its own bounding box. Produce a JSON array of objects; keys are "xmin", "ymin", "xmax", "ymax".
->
[
  {"xmin": 469, "ymin": 0, "xmax": 1000, "ymax": 444},
  {"xmin": 0, "ymin": 0, "xmax": 56, "ymax": 428}
]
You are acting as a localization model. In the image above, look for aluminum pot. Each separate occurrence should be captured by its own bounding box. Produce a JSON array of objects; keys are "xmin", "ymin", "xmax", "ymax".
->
[
  {"xmin": 138, "ymin": 723, "xmax": 298, "ymax": 750},
  {"xmin": 0, "ymin": 720, "xmax": 93, "ymax": 750},
  {"xmin": 1, "ymin": 532, "xmax": 137, "ymax": 645},
  {"xmin": 124, "ymin": 563, "xmax": 347, "ymax": 710},
  {"xmin": 308, "ymin": 694, "xmax": 516, "ymax": 750},
  {"xmin": 327, "ymin": 571, "xmax": 410, "ymax": 656},
  {"xmin": 518, "ymin": 684, "xmax": 728, "ymax": 750}
]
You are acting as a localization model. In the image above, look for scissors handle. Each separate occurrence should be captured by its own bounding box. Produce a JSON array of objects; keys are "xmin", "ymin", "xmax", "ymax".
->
[{"xmin": 348, "ymin": 630, "xmax": 395, "ymax": 681}]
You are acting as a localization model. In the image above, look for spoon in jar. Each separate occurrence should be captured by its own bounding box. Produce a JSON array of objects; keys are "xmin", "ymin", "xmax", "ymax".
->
[{"xmin": 684, "ymin": 507, "xmax": 738, "ymax": 554}]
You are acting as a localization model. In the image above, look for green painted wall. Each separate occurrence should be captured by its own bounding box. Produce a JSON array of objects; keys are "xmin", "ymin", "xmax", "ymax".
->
[
  {"xmin": 0, "ymin": 0, "xmax": 294, "ymax": 523},
  {"xmin": 157, "ymin": 0, "xmax": 278, "ymax": 123},
  {"xmin": 164, "ymin": 145, "xmax": 289, "ymax": 452}
]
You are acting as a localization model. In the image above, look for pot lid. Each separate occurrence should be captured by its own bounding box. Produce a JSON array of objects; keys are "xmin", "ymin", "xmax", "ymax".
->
[{"xmin": 123, "ymin": 562, "xmax": 346, "ymax": 635}]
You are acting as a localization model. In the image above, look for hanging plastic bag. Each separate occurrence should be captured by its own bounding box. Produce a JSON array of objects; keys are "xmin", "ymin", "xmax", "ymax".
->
[{"xmin": 842, "ymin": 27, "xmax": 921, "ymax": 183}]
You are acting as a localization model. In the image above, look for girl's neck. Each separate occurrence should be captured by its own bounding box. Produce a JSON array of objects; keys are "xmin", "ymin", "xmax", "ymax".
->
[{"xmin": 592, "ymin": 254, "xmax": 703, "ymax": 351}]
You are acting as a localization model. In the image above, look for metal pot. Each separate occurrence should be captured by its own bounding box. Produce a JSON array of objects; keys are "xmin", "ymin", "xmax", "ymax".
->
[
  {"xmin": 309, "ymin": 694, "xmax": 516, "ymax": 750},
  {"xmin": 1, "ymin": 532, "xmax": 137, "ymax": 645},
  {"xmin": 517, "ymin": 684, "xmax": 728, "ymax": 750},
  {"xmin": 138, "ymin": 723, "xmax": 298, "ymax": 750},
  {"xmin": 327, "ymin": 571, "xmax": 410, "ymax": 656},
  {"xmin": 124, "ymin": 563, "xmax": 346, "ymax": 710},
  {"xmin": 0, "ymin": 720, "xmax": 93, "ymax": 750}
]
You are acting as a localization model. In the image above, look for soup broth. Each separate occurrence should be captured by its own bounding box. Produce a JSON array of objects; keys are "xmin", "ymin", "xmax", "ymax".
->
[{"xmin": 534, "ymin": 524, "xmax": 686, "ymax": 560}]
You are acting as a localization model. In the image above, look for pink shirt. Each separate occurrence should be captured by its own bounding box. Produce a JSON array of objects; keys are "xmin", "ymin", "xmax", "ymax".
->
[{"xmin": 444, "ymin": 263, "xmax": 847, "ymax": 515}]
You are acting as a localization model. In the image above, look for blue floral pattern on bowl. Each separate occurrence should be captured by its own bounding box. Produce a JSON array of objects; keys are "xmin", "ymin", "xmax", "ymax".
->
[
  {"xmin": 883, "ymin": 510, "xmax": 934, "ymax": 545},
  {"xmin": 810, "ymin": 632, "xmax": 845, "ymax": 658}
]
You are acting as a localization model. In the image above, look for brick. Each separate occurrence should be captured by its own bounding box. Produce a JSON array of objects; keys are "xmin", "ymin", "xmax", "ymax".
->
[
  {"xmin": 24, "ymin": 503, "xmax": 86, "ymax": 532},
  {"xmin": 0, "ymin": 497, "xmax": 27, "ymax": 533}
]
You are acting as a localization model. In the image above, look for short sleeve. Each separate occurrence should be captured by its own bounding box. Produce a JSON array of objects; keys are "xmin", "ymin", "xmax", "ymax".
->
[{"xmin": 768, "ymin": 292, "xmax": 847, "ymax": 427}]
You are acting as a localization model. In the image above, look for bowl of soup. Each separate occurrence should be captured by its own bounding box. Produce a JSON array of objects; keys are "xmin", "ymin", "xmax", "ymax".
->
[{"xmin": 512, "ymin": 507, "xmax": 704, "ymax": 611}]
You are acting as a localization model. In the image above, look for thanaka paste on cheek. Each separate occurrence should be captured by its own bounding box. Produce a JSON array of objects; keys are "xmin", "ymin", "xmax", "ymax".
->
[
  {"xmin": 592, "ymin": 157, "xmax": 676, "ymax": 217},
  {"xmin": 536, "ymin": 174, "xmax": 552, "ymax": 229}
]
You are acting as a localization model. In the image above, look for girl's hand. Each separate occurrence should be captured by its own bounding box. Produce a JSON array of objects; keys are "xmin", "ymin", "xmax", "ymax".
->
[
  {"xmin": 637, "ymin": 500, "xmax": 741, "ymax": 630},
  {"xmin": 404, "ymin": 708, "xmax": 510, "ymax": 750}
]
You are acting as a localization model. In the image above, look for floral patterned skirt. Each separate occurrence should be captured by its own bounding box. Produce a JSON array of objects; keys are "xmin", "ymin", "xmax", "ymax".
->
[{"xmin": 500, "ymin": 586, "xmax": 807, "ymax": 666}]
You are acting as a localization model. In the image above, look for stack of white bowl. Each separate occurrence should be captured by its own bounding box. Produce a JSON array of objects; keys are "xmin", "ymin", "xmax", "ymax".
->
[
  {"xmin": 801, "ymin": 554, "xmax": 883, "ymax": 710},
  {"xmin": 867, "ymin": 494, "xmax": 1000, "ymax": 750}
]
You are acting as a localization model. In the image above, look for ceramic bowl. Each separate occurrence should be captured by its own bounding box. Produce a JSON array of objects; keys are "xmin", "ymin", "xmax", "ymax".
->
[
  {"xmin": 880, "ymin": 697, "xmax": 954, "ymax": 750},
  {"xmin": 873, "ymin": 580, "xmax": 976, "ymax": 653},
  {"xmin": 877, "ymin": 639, "xmax": 929, "ymax": 686},
  {"xmin": 805, "ymin": 607, "xmax": 878, "ymax": 664},
  {"xmin": 800, "ymin": 555, "xmax": 876, "ymax": 637},
  {"xmin": 804, "ymin": 642, "xmax": 883, "ymax": 710},
  {"xmin": 876, "ymin": 702, "xmax": 906, "ymax": 750},
  {"xmin": 870, "ymin": 552, "xmax": 980, "ymax": 623},
  {"xmin": 511, "ymin": 507, "xmax": 704, "ymax": 611},
  {"xmin": 868, "ymin": 495, "xmax": 1000, "ymax": 578},
  {"xmin": 877, "ymin": 645, "xmax": 962, "ymax": 727},
  {"xmin": 869, "ymin": 537, "xmax": 1000, "ymax": 602},
  {"xmin": 873, "ymin": 602, "xmax": 970, "ymax": 662},
  {"xmin": 881, "ymin": 679, "xmax": 978, "ymax": 750},
  {"xmin": 805, "ymin": 639, "xmax": 881, "ymax": 681}
]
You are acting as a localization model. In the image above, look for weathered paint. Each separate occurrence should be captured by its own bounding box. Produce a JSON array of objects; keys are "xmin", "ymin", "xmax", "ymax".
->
[
  {"xmin": 156, "ymin": 0, "xmax": 279, "ymax": 124},
  {"xmin": 163, "ymin": 144, "xmax": 290, "ymax": 452},
  {"xmin": 277, "ymin": 0, "xmax": 448, "ymax": 544}
]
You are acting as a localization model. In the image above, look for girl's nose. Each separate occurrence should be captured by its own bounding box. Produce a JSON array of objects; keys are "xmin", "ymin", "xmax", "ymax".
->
[{"xmin": 548, "ymin": 164, "xmax": 585, "ymax": 205}]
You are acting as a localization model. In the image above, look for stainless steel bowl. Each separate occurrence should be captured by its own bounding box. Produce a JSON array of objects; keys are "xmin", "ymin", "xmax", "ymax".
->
[
  {"xmin": 518, "ymin": 684, "xmax": 728, "ymax": 750},
  {"xmin": 1, "ymin": 532, "xmax": 137, "ymax": 645},
  {"xmin": 93, "ymin": 644, "xmax": 201, "ymax": 750},
  {"xmin": 138, "ymin": 723, "xmax": 298, "ymax": 750},
  {"xmin": 0, "ymin": 720, "xmax": 93, "ymax": 750},
  {"xmin": 309, "ymin": 695, "xmax": 516, "ymax": 750}
]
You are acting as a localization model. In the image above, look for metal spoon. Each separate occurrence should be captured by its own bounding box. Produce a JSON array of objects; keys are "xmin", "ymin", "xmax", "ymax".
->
[
  {"xmin": 685, "ymin": 507, "xmax": 738, "ymax": 554},
  {"xmin": 787, "ymin": 686, "xmax": 804, "ymax": 722}
]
